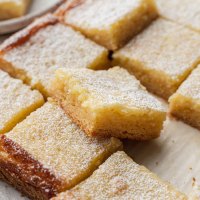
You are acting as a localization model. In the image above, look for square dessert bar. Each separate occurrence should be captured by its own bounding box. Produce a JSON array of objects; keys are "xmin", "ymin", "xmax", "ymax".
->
[
  {"xmin": 52, "ymin": 151, "xmax": 187, "ymax": 200},
  {"xmin": 0, "ymin": 0, "xmax": 30, "ymax": 20},
  {"xmin": 156, "ymin": 0, "xmax": 200, "ymax": 32},
  {"xmin": 0, "ymin": 70, "xmax": 44, "ymax": 134},
  {"xmin": 114, "ymin": 18, "xmax": 200, "ymax": 99},
  {"xmin": 52, "ymin": 67, "xmax": 166, "ymax": 140},
  {"xmin": 60, "ymin": 0, "xmax": 158, "ymax": 50},
  {"xmin": 0, "ymin": 101, "xmax": 122, "ymax": 200},
  {"xmin": 169, "ymin": 64, "xmax": 200, "ymax": 130},
  {"xmin": 0, "ymin": 14, "xmax": 109, "ymax": 97}
]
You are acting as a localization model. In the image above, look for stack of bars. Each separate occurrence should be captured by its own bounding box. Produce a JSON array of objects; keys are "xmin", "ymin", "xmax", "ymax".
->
[{"xmin": 0, "ymin": 0, "xmax": 200, "ymax": 199}]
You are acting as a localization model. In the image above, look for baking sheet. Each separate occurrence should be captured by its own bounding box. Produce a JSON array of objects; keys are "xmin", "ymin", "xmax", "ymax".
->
[{"xmin": 0, "ymin": 41, "xmax": 199, "ymax": 199}]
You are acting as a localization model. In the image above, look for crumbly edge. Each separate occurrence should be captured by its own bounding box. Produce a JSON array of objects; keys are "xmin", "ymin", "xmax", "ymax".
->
[
  {"xmin": 51, "ymin": 71, "xmax": 97, "ymax": 135},
  {"xmin": 63, "ymin": 0, "xmax": 158, "ymax": 50},
  {"xmin": 91, "ymin": 106, "xmax": 166, "ymax": 140},
  {"xmin": 169, "ymin": 93, "xmax": 200, "ymax": 130},
  {"xmin": 51, "ymin": 71, "xmax": 166, "ymax": 140},
  {"xmin": 60, "ymin": 96, "xmax": 166, "ymax": 140},
  {"xmin": 0, "ymin": 135, "xmax": 62, "ymax": 200}
]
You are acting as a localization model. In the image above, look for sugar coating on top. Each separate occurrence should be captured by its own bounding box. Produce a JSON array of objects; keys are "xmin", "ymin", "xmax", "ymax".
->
[
  {"xmin": 6, "ymin": 102, "xmax": 121, "ymax": 185},
  {"xmin": 0, "ymin": 70, "xmax": 43, "ymax": 133},
  {"xmin": 2, "ymin": 22, "xmax": 106, "ymax": 91},
  {"xmin": 57, "ymin": 67, "xmax": 166, "ymax": 112},
  {"xmin": 65, "ymin": 0, "xmax": 143, "ymax": 29},
  {"xmin": 55, "ymin": 151, "xmax": 186, "ymax": 200},
  {"xmin": 156, "ymin": 0, "xmax": 200, "ymax": 31},
  {"xmin": 115, "ymin": 18, "xmax": 200, "ymax": 79},
  {"xmin": 175, "ymin": 65, "xmax": 200, "ymax": 100}
]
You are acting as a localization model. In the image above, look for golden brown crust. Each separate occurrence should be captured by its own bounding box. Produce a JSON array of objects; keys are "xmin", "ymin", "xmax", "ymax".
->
[
  {"xmin": 0, "ymin": 14, "xmax": 58, "ymax": 54},
  {"xmin": 56, "ymin": 92, "xmax": 160, "ymax": 141},
  {"xmin": 169, "ymin": 94, "xmax": 200, "ymax": 130},
  {"xmin": 0, "ymin": 135, "xmax": 62, "ymax": 200},
  {"xmin": 52, "ymin": 89, "xmax": 95, "ymax": 138}
]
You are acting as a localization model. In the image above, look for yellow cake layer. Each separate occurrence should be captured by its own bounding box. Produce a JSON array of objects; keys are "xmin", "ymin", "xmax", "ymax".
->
[
  {"xmin": 169, "ymin": 64, "xmax": 200, "ymax": 130},
  {"xmin": 156, "ymin": 0, "xmax": 200, "ymax": 32},
  {"xmin": 52, "ymin": 151, "xmax": 187, "ymax": 200},
  {"xmin": 52, "ymin": 67, "xmax": 166, "ymax": 140},
  {"xmin": 114, "ymin": 18, "xmax": 200, "ymax": 99},
  {"xmin": 0, "ymin": 15, "xmax": 109, "ymax": 97},
  {"xmin": 62, "ymin": 0, "xmax": 158, "ymax": 50},
  {"xmin": 0, "ymin": 0, "xmax": 30, "ymax": 20},
  {"xmin": 0, "ymin": 69, "xmax": 44, "ymax": 134},
  {"xmin": 4, "ymin": 101, "xmax": 122, "ymax": 198}
]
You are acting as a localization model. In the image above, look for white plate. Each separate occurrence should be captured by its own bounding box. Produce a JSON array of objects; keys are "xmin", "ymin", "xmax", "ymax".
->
[{"xmin": 0, "ymin": 0, "xmax": 64, "ymax": 35}]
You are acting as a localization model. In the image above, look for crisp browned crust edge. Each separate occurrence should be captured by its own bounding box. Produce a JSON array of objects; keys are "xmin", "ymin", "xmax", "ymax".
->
[
  {"xmin": 0, "ymin": 14, "xmax": 59, "ymax": 54},
  {"xmin": 54, "ymin": 0, "xmax": 85, "ymax": 20},
  {"xmin": 0, "ymin": 135, "xmax": 62, "ymax": 200}
]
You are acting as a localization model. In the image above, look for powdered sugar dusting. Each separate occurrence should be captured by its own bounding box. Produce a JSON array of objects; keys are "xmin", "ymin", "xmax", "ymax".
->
[
  {"xmin": 2, "ymin": 20, "xmax": 107, "ymax": 95},
  {"xmin": 115, "ymin": 18, "xmax": 200, "ymax": 79},
  {"xmin": 6, "ymin": 102, "xmax": 121, "ymax": 187},
  {"xmin": 176, "ymin": 65, "xmax": 200, "ymax": 100},
  {"xmin": 0, "ymin": 70, "xmax": 43, "ymax": 133},
  {"xmin": 65, "ymin": 0, "xmax": 142, "ymax": 29},
  {"xmin": 58, "ymin": 67, "xmax": 166, "ymax": 112},
  {"xmin": 54, "ymin": 151, "xmax": 186, "ymax": 200},
  {"xmin": 156, "ymin": 0, "xmax": 200, "ymax": 31}
]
